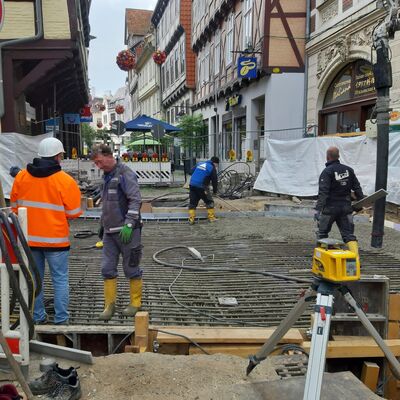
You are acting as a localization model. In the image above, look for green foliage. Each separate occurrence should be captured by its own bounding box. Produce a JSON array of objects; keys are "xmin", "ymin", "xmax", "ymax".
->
[
  {"xmin": 177, "ymin": 114, "xmax": 207, "ymax": 154},
  {"xmin": 80, "ymin": 123, "xmax": 97, "ymax": 148},
  {"xmin": 95, "ymin": 128, "xmax": 111, "ymax": 143}
]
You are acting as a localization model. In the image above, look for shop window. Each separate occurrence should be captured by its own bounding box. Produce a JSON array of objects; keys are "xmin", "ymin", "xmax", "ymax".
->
[{"xmin": 320, "ymin": 60, "xmax": 376, "ymax": 135}]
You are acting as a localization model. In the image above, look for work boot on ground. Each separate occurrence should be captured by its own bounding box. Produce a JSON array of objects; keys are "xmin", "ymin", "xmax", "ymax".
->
[
  {"xmin": 28, "ymin": 365, "xmax": 77, "ymax": 395},
  {"xmin": 122, "ymin": 279, "xmax": 142, "ymax": 317},
  {"xmin": 42, "ymin": 375, "xmax": 81, "ymax": 400},
  {"xmin": 207, "ymin": 208, "xmax": 218, "ymax": 222},
  {"xmin": 98, "ymin": 278, "xmax": 117, "ymax": 321},
  {"xmin": 188, "ymin": 209, "xmax": 196, "ymax": 225}
]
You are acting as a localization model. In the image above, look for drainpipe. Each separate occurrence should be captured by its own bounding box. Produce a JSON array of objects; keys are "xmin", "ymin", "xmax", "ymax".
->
[
  {"xmin": 302, "ymin": 0, "xmax": 311, "ymax": 136},
  {"xmin": 0, "ymin": 0, "xmax": 43, "ymax": 121}
]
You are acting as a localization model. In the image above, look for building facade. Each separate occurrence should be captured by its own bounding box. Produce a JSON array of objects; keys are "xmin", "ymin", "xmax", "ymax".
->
[
  {"xmin": 136, "ymin": 33, "xmax": 162, "ymax": 119},
  {"xmin": 305, "ymin": 0, "xmax": 400, "ymax": 135},
  {"xmin": 192, "ymin": 0, "xmax": 307, "ymax": 167},
  {"xmin": 0, "ymin": 0, "xmax": 91, "ymax": 155},
  {"xmin": 152, "ymin": 0, "xmax": 196, "ymax": 126},
  {"xmin": 125, "ymin": 8, "xmax": 153, "ymax": 119}
]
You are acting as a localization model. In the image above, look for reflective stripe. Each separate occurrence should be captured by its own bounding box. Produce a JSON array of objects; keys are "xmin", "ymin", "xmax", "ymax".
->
[
  {"xmin": 17, "ymin": 200, "xmax": 64, "ymax": 212},
  {"xmin": 28, "ymin": 235, "xmax": 69, "ymax": 244},
  {"xmin": 65, "ymin": 207, "xmax": 81, "ymax": 215},
  {"xmin": 10, "ymin": 202, "xmax": 17, "ymax": 207},
  {"xmin": 127, "ymin": 210, "xmax": 139, "ymax": 215},
  {"xmin": 108, "ymin": 189, "xmax": 117, "ymax": 194}
]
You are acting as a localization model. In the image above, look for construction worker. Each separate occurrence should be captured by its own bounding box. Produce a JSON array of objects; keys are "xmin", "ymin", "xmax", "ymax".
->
[
  {"xmin": 10, "ymin": 137, "xmax": 82, "ymax": 324},
  {"xmin": 188, "ymin": 156, "xmax": 219, "ymax": 224},
  {"xmin": 315, "ymin": 146, "xmax": 364, "ymax": 260},
  {"xmin": 91, "ymin": 144, "xmax": 143, "ymax": 321}
]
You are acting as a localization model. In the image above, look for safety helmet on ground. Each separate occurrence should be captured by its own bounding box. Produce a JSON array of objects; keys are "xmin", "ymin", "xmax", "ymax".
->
[{"xmin": 38, "ymin": 137, "xmax": 65, "ymax": 157}]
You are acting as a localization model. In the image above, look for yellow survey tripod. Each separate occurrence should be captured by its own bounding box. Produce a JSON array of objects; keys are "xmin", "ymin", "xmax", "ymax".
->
[{"xmin": 246, "ymin": 238, "xmax": 400, "ymax": 400}]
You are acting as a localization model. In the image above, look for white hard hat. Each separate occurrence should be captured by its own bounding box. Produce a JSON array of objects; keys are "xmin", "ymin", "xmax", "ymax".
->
[{"xmin": 38, "ymin": 137, "xmax": 65, "ymax": 157}]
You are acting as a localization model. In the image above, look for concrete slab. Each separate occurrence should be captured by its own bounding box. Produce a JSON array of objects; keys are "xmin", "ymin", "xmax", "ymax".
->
[{"xmin": 200, "ymin": 371, "xmax": 381, "ymax": 400}]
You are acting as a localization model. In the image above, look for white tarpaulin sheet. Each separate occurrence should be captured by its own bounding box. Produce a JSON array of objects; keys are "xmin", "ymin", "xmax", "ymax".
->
[
  {"xmin": 254, "ymin": 134, "xmax": 400, "ymax": 205},
  {"xmin": 0, "ymin": 132, "xmax": 52, "ymax": 199}
]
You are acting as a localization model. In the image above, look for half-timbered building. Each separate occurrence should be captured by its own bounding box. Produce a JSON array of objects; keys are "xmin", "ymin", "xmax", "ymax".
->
[{"xmin": 192, "ymin": 0, "xmax": 306, "ymax": 166}]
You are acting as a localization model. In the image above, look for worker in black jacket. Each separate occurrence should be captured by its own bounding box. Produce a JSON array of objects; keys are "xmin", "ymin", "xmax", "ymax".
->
[{"xmin": 315, "ymin": 146, "xmax": 364, "ymax": 259}]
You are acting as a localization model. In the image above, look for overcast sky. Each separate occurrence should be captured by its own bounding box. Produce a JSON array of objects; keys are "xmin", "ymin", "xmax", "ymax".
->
[{"xmin": 88, "ymin": 0, "xmax": 157, "ymax": 98}]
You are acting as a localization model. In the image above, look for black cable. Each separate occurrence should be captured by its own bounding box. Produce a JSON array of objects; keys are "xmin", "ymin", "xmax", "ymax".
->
[
  {"xmin": 278, "ymin": 344, "xmax": 309, "ymax": 357},
  {"xmin": 73, "ymin": 230, "xmax": 97, "ymax": 239},
  {"xmin": 111, "ymin": 331, "xmax": 134, "ymax": 354},
  {"xmin": 149, "ymin": 328, "xmax": 210, "ymax": 355},
  {"xmin": 9, "ymin": 212, "xmax": 42, "ymax": 295},
  {"xmin": 153, "ymin": 246, "xmax": 312, "ymax": 284},
  {"xmin": 0, "ymin": 213, "xmax": 35, "ymax": 339}
]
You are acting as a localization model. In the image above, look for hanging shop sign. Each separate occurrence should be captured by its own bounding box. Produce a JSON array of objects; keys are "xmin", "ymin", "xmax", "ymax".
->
[
  {"xmin": 45, "ymin": 118, "xmax": 60, "ymax": 134},
  {"xmin": 237, "ymin": 57, "xmax": 257, "ymax": 79},
  {"xmin": 80, "ymin": 105, "xmax": 93, "ymax": 123},
  {"xmin": 225, "ymin": 94, "xmax": 242, "ymax": 111}
]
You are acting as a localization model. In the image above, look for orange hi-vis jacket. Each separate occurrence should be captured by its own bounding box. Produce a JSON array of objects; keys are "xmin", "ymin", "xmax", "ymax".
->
[{"xmin": 10, "ymin": 166, "xmax": 82, "ymax": 249}]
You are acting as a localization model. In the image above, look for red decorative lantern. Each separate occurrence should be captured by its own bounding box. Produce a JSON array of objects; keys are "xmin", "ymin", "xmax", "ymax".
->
[
  {"xmin": 97, "ymin": 122, "xmax": 103, "ymax": 129},
  {"xmin": 115, "ymin": 105, "xmax": 125, "ymax": 115},
  {"xmin": 152, "ymin": 49, "xmax": 167, "ymax": 65},
  {"xmin": 99, "ymin": 104, "xmax": 106, "ymax": 111},
  {"xmin": 116, "ymin": 49, "xmax": 136, "ymax": 71}
]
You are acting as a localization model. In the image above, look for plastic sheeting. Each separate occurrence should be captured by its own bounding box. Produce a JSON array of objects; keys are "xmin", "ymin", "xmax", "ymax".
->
[
  {"xmin": 254, "ymin": 133, "xmax": 400, "ymax": 205},
  {"xmin": 0, "ymin": 132, "xmax": 52, "ymax": 199}
]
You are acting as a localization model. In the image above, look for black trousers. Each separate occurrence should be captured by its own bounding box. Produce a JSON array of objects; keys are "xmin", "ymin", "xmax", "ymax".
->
[
  {"xmin": 189, "ymin": 186, "xmax": 214, "ymax": 209},
  {"xmin": 317, "ymin": 206, "xmax": 356, "ymax": 243}
]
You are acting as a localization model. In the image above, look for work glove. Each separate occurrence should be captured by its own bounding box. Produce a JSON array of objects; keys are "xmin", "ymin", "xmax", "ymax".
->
[
  {"xmin": 9, "ymin": 166, "xmax": 21, "ymax": 178},
  {"xmin": 119, "ymin": 224, "xmax": 133, "ymax": 244},
  {"xmin": 313, "ymin": 211, "xmax": 321, "ymax": 222},
  {"xmin": 98, "ymin": 225, "xmax": 104, "ymax": 240}
]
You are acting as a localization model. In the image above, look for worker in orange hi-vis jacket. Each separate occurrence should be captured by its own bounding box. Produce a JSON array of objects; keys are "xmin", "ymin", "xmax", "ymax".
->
[{"xmin": 10, "ymin": 137, "xmax": 82, "ymax": 325}]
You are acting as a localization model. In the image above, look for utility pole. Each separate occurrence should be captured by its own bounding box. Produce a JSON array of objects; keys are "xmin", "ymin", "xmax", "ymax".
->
[{"xmin": 371, "ymin": 0, "xmax": 400, "ymax": 248}]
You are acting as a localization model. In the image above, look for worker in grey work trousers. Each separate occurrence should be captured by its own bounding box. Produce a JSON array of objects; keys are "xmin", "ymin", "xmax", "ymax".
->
[{"xmin": 91, "ymin": 144, "xmax": 143, "ymax": 321}]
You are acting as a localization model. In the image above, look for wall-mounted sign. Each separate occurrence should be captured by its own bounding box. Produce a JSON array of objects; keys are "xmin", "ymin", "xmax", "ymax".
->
[
  {"xmin": 45, "ymin": 118, "xmax": 60, "ymax": 133},
  {"xmin": 225, "ymin": 94, "xmax": 242, "ymax": 111},
  {"xmin": 238, "ymin": 57, "xmax": 257, "ymax": 79},
  {"xmin": 64, "ymin": 113, "xmax": 81, "ymax": 125},
  {"xmin": 354, "ymin": 63, "xmax": 375, "ymax": 98}
]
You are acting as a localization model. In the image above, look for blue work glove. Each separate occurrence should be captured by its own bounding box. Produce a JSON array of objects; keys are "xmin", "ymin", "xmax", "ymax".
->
[
  {"xmin": 119, "ymin": 223, "xmax": 133, "ymax": 244},
  {"xmin": 313, "ymin": 211, "xmax": 321, "ymax": 222}
]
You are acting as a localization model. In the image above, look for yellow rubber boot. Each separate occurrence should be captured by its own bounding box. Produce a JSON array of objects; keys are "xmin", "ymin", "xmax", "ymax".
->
[
  {"xmin": 207, "ymin": 208, "xmax": 218, "ymax": 222},
  {"xmin": 98, "ymin": 278, "xmax": 117, "ymax": 321},
  {"xmin": 122, "ymin": 279, "xmax": 142, "ymax": 317},
  {"xmin": 347, "ymin": 240, "xmax": 360, "ymax": 266},
  {"xmin": 188, "ymin": 209, "xmax": 196, "ymax": 225}
]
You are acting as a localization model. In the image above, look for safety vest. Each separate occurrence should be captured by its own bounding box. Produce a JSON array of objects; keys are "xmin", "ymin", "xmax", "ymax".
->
[{"xmin": 10, "ymin": 170, "xmax": 82, "ymax": 248}]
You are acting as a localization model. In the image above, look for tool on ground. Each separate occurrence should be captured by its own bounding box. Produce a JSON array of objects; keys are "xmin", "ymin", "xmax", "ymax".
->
[
  {"xmin": 352, "ymin": 189, "xmax": 388, "ymax": 211},
  {"xmin": 80, "ymin": 240, "xmax": 103, "ymax": 250},
  {"xmin": 246, "ymin": 238, "xmax": 400, "ymax": 400}
]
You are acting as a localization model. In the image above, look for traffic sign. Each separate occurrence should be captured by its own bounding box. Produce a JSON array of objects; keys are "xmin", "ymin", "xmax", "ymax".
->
[{"xmin": 111, "ymin": 120, "xmax": 126, "ymax": 136}]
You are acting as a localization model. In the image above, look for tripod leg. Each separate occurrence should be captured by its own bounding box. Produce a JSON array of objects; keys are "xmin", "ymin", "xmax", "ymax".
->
[
  {"xmin": 246, "ymin": 287, "xmax": 315, "ymax": 376},
  {"xmin": 341, "ymin": 287, "xmax": 400, "ymax": 379},
  {"xmin": 303, "ymin": 292, "xmax": 333, "ymax": 400}
]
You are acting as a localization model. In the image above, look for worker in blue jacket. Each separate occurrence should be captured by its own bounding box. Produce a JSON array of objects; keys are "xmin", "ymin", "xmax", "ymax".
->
[{"xmin": 188, "ymin": 156, "xmax": 219, "ymax": 224}]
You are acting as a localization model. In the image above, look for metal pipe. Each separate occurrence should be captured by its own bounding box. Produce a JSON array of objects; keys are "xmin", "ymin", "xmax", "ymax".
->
[{"xmin": 0, "ymin": 0, "xmax": 43, "ymax": 121}]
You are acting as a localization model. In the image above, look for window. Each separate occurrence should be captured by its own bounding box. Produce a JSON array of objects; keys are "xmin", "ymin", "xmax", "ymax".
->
[
  {"xmin": 215, "ymin": 30, "xmax": 221, "ymax": 74},
  {"xmin": 226, "ymin": 14, "xmax": 234, "ymax": 65},
  {"xmin": 175, "ymin": 48, "xmax": 179, "ymax": 80},
  {"xmin": 170, "ymin": 57, "xmax": 175, "ymax": 84},
  {"xmin": 180, "ymin": 41, "xmax": 185, "ymax": 74},
  {"xmin": 243, "ymin": 0, "xmax": 253, "ymax": 49},
  {"xmin": 110, "ymin": 113, "xmax": 116, "ymax": 122},
  {"xmin": 204, "ymin": 44, "xmax": 210, "ymax": 82},
  {"xmin": 103, "ymin": 115, "xmax": 107, "ymax": 124}
]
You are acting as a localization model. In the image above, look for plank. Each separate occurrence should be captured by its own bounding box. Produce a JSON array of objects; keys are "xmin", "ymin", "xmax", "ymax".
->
[
  {"xmin": 361, "ymin": 361, "xmax": 379, "ymax": 392},
  {"xmin": 189, "ymin": 344, "xmax": 283, "ymax": 358},
  {"xmin": 154, "ymin": 326, "xmax": 303, "ymax": 344},
  {"xmin": 302, "ymin": 339, "xmax": 400, "ymax": 358}
]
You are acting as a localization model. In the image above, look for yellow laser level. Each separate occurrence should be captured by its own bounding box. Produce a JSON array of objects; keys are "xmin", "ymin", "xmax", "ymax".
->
[{"xmin": 312, "ymin": 238, "xmax": 360, "ymax": 282}]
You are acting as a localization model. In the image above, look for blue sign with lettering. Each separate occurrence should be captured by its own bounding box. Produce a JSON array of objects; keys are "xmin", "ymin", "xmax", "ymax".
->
[
  {"xmin": 64, "ymin": 113, "xmax": 81, "ymax": 125},
  {"xmin": 238, "ymin": 57, "xmax": 257, "ymax": 79}
]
